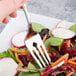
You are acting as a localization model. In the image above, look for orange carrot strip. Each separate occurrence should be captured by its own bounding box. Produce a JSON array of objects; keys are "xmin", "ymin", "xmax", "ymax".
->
[
  {"xmin": 52, "ymin": 53, "xmax": 69, "ymax": 67},
  {"xmin": 21, "ymin": 49, "xmax": 25, "ymax": 52},
  {"xmin": 49, "ymin": 62, "xmax": 54, "ymax": 65},
  {"xmin": 75, "ymin": 39, "xmax": 76, "ymax": 42},
  {"xmin": 70, "ymin": 43, "xmax": 73, "ymax": 47},
  {"xmin": 66, "ymin": 40, "xmax": 71, "ymax": 47},
  {"xmin": 21, "ymin": 49, "xmax": 29, "ymax": 55},
  {"xmin": 40, "ymin": 46, "xmax": 45, "ymax": 54},
  {"xmin": 46, "ymin": 45, "xmax": 51, "ymax": 53},
  {"xmin": 9, "ymin": 48, "xmax": 25, "ymax": 53},
  {"xmin": 70, "ymin": 53, "xmax": 76, "ymax": 56},
  {"xmin": 66, "ymin": 72, "xmax": 74, "ymax": 76},
  {"xmin": 25, "ymin": 50, "xmax": 29, "ymax": 55},
  {"xmin": 48, "ymin": 53, "xmax": 53, "ymax": 57},
  {"xmin": 9, "ymin": 48, "xmax": 28, "ymax": 55},
  {"xmin": 43, "ymin": 34, "xmax": 47, "ymax": 43},
  {"xmin": 15, "ymin": 53, "xmax": 23, "ymax": 66},
  {"xmin": 33, "ymin": 50, "xmax": 40, "ymax": 55},
  {"xmin": 68, "ymin": 61, "xmax": 76, "ymax": 65},
  {"xmin": 37, "ymin": 50, "xmax": 40, "ymax": 54},
  {"xmin": 71, "ymin": 68, "xmax": 75, "ymax": 72},
  {"xmin": 68, "ymin": 57, "xmax": 76, "ymax": 61}
]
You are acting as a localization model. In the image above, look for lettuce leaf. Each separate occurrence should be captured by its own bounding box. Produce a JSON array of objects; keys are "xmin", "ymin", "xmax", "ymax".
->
[
  {"xmin": 32, "ymin": 22, "xmax": 46, "ymax": 32},
  {"xmin": 69, "ymin": 24, "xmax": 76, "ymax": 32},
  {"xmin": 0, "ymin": 49, "xmax": 18, "ymax": 63},
  {"xmin": 44, "ymin": 37, "xmax": 64, "ymax": 48},
  {"xmin": 19, "ymin": 71, "xmax": 41, "ymax": 76}
]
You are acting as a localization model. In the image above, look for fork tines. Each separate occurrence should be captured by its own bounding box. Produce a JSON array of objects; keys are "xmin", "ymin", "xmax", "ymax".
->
[{"xmin": 25, "ymin": 34, "xmax": 51, "ymax": 68}]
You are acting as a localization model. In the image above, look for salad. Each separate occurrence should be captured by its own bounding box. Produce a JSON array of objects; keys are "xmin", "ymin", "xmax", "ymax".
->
[{"xmin": 0, "ymin": 20, "xmax": 76, "ymax": 76}]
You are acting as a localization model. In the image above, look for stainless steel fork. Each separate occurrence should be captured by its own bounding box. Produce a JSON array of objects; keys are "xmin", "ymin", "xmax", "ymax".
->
[
  {"xmin": 23, "ymin": 4, "xmax": 65, "ymax": 69},
  {"xmin": 25, "ymin": 34, "xmax": 51, "ymax": 68},
  {"xmin": 23, "ymin": 4, "xmax": 51, "ymax": 68},
  {"xmin": 23, "ymin": 4, "xmax": 32, "ymax": 37}
]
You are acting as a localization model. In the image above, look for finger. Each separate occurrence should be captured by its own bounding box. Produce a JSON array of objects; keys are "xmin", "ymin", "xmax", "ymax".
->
[
  {"xmin": 20, "ymin": 0, "xmax": 26, "ymax": 5},
  {"xmin": 3, "ymin": 17, "xmax": 9, "ymax": 24},
  {"xmin": 20, "ymin": 6, "xmax": 23, "ymax": 9},
  {"xmin": 10, "ymin": 11, "xmax": 17, "ymax": 18},
  {"xmin": 20, "ymin": 0, "xmax": 27, "ymax": 9},
  {"xmin": 15, "ymin": 0, "xmax": 26, "ymax": 8},
  {"xmin": 19, "ymin": 0, "xmax": 26, "ymax": 7}
]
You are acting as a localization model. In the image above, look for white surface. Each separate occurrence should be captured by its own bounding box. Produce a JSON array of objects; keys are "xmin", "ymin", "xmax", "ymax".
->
[
  {"xmin": 0, "ymin": 58, "xmax": 17, "ymax": 76},
  {"xmin": 0, "ymin": 10, "xmax": 74, "ymax": 52}
]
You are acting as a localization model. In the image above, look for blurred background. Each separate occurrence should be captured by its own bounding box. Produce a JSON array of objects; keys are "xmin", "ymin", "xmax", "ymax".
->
[
  {"xmin": 0, "ymin": 0, "xmax": 76, "ymax": 33},
  {"xmin": 28, "ymin": 0, "xmax": 76, "ymax": 22}
]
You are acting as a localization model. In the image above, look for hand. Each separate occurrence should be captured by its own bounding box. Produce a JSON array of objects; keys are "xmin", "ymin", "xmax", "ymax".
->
[{"xmin": 0, "ymin": 0, "xmax": 26, "ymax": 24}]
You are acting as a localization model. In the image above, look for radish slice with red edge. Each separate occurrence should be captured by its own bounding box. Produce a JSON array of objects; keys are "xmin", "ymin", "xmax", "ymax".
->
[
  {"xmin": 52, "ymin": 28, "xmax": 76, "ymax": 40},
  {"xmin": 56, "ymin": 20, "xmax": 66, "ymax": 28},
  {"xmin": 17, "ymin": 67, "xmax": 38, "ymax": 72},
  {"xmin": 0, "ymin": 58, "xmax": 18, "ymax": 76},
  {"xmin": 41, "ymin": 60, "xmax": 65, "ymax": 76},
  {"xmin": 11, "ymin": 30, "xmax": 27, "ymax": 48}
]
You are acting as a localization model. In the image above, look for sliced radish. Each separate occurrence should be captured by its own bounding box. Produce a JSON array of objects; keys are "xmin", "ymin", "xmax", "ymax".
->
[
  {"xmin": 14, "ymin": 71, "xmax": 19, "ymax": 76},
  {"xmin": 52, "ymin": 28, "xmax": 76, "ymax": 40},
  {"xmin": 56, "ymin": 20, "xmax": 66, "ymax": 28},
  {"xmin": 41, "ymin": 60, "xmax": 65, "ymax": 76},
  {"xmin": 0, "ymin": 58, "xmax": 18, "ymax": 76},
  {"xmin": 11, "ymin": 30, "xmax": 27, "ymax": 48},
  {"xmin": 17, "ymin": 67, "xmax": 38, "ymax": 72}
]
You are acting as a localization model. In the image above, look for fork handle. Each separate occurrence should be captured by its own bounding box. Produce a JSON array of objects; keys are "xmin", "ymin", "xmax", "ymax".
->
[{"xmin": 23, "ymin": 4, "xmax": 31, "ymax": 25}]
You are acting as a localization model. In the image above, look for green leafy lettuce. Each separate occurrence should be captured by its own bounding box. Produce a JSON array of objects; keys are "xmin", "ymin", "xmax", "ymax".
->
[
  {"xmin": 0, "ymin": 49, "xmax": 18, "ymax": 63},
  {"xmin": 45, "ymin": 37, "xmax": 64, "ymax": 48},
  {"xmin": 69, "ymin": 24, "xmax": 76, "ymax": 32},
  {"xmin": 18, "ymin": 63, "xmax": 42, "ymax": 76},
  {"xmin": 0, "ymin": 47, "xmax": 27, "ymax": 63},
  {"xmin": 32, "ymin": 22, "xmax": 46, "ymax": 32},
  {"xmin": 19, "ymin": 71, "xmax": 41, "ymax": 76}
]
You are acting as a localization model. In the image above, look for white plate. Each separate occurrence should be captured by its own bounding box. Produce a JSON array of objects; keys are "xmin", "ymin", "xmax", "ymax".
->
[{"xmin": 0, "ymin": 10, "xmax": 74, "ymax": 52}]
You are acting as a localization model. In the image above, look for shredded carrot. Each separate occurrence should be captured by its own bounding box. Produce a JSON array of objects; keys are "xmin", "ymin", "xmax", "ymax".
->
[
  {"xmin": 25, "ymin": 50, "xmax": 29, "ymax": 55},
  {"xmin": 21, "ymin": 49, "xmax": 25, "ymax": 52},
  {"xmin": 9, "ymin": 48, "xmax": 29, "ymax": 55},
  {"xmin": 21, "ymin": 49, "xmax": 29, "ymax": 55},
  {"xmin": 52, "ymin": 53, "xmax": 69, "ymax": 67},
  {"xmin": 15, "ymin": 53, "xmax": 23, "ymax": 66},
  {"xmin": 68, "ymin": 61, "xmax": 76, "ymax": 65},
  {"xmin": 36, "ymin": 46, "xmax": 46, "ymax": 55},
  {"xmin": 68, "ymin": 57, "xmax": 76, "ymax": 65},
  {"xmin": 66, "ymin": 40, "xmax": 71, "ymax": 47},
  {"xmin": 48, "ymin": 53, "xmax": 53, "ymax": 57},
  {"xmin": 25, "ymin": 33, "xmax": 34, "ymax": 40},
  {"xmin": 70, "ymin": 43, "xmax": 73, "ymax": 47},
  {"xmin": 37, "ymin": 49, "xmax": 40, "ymax": 54},
  {"xmin": 37, "ymin": 46, "xmax": 51, "ymax": 56},
  {"xmin": 40, "ymin": 46, "xmax": 45, "ymax": 54},
  {"xmin": 66, "ymin": 72, "xmax": 73, "ymax": 76},
  {"xmin": 71, "ymin": 68, "xmax": 75, "ymax": 72},
  {"xmin": 49, "ymin": 62, "xmax": 54, "ymax": 65},
  {"xmin": 68, "ymin": 57, "xmax": 76, "ymax": 61},
  {"xmin": 70, "ymin": 53, "xmax": 76, "ymax": 56},
  {"xmin": 46, "ymin": 45, "xmax": 51, "ymax": 53},
  {"xmin": 9, "ymin": 48, "xmax": 25, "ymax": 53},
  {"xmin": 75, "ymin": 39, "xmax": 76, "ymax": 42},
  {"xmin": 32, "ymin": 49, "xmax": 40, "ymax": 54},
  {"xmin": 42, "ymin": 34, "xmax": 47, "ymax": 43}
]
